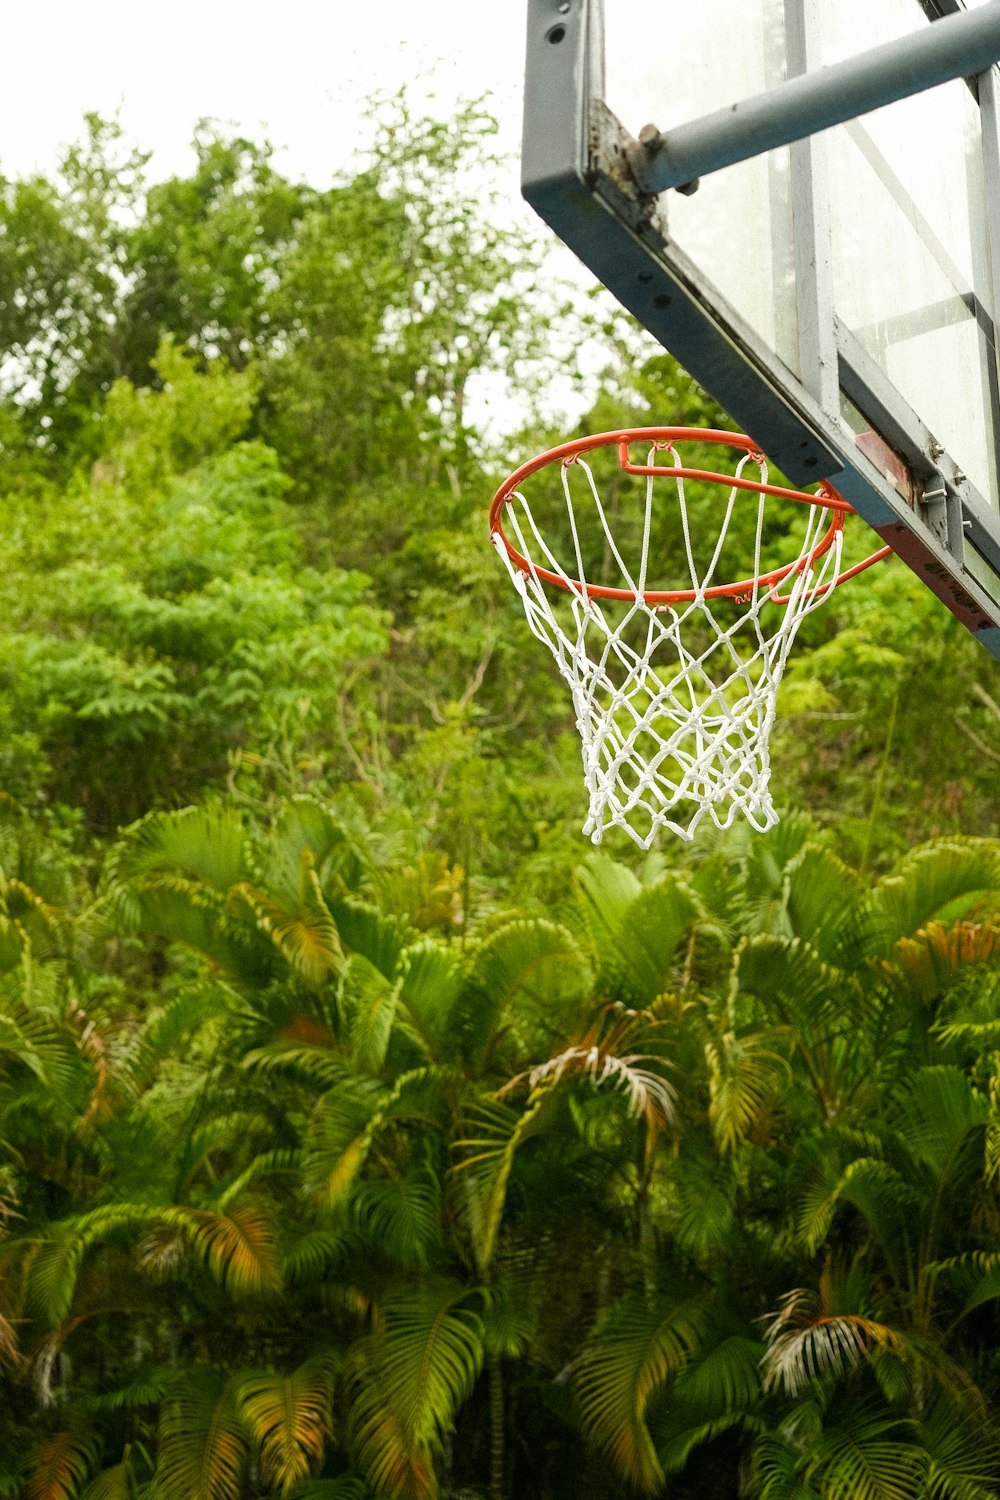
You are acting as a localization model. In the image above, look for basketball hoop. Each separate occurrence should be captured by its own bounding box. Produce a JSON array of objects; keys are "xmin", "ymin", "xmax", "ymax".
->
[{"xmin": 490, "ymin": 428, "xmax": 891, "ymax": 847}]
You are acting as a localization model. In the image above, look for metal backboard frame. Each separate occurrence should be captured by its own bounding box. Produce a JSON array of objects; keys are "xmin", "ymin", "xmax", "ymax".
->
[{"xmin": 522, "ymin": 0, "xmax": 1000, "ymax": 659}]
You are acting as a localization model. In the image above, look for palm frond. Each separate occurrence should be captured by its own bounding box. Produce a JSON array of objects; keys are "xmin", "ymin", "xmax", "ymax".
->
[
  {"xmin": 930, "ymin": 1249, "xmax": 1000, "ymax": 1324},
  {"xmin": 241, "ymin": 1041, "xmax": 347, "ymax": 1089},
  {"xmin": 577, "ymin": 857, "xmax": 701, "ymax": 1004},
  {"xmin": 783, "ymin": 845, "xmax": 868, "ymax": 963},
  {"xmin": 84, "ymin": 1367, "xmax": 171, "ymax": 1413},
  {"xmin": 0, "ymin": 1305, "xmax": 21, "ymax": 1368},
  {"xmin": 282, "ymin": 1227, "xmax": 355, "ymax": 1286},
  {"xmin": 575, "ymin": 853, "xmax": 643, "ymax": 952},
  {"xmin": 662, "ymin": 1147, "xmax": 737, "ymax": 1258},
  {"xmin": 154, "ymin": 1371, "xmax": 248, "ymax": 1500},
  {"xmin": 797, "ymin": 1174, "xmax": 844, "ymax": 1258},
  {"xmin": 301, "ymin": 1077, "xmax": 388, "ymax": 1207},
  {"xmin": 27, "ymin": 1205, "xmax": 157, "ymax": 1325},
  {"xmin": 513, "ymin": 1004, "xmax": 677, "ymax": 1131},
  {"xmin": 916, "ymin": 1395, "xmax": 1000, "ymax": 1499},
  {"xmin": 705, "ymin": 1027, "xmax": 790, "ymax": 1151},
  {"xmin": 252, "ymin": 796, "xmax": 361, "ymax": 910},
  {"xmin": 827, "ymin": 1158, "xmax": 917, "ymax": 1278},
  {"xmin": 761, "ymin": 1288, "xmax": 907, "ymax": 1396},
  {"xmin": 133, "ymin": 1220, "xmax": 189, "ymax": 1284},
  {"xmin": 235, "ymin": 1356, "xmax": 335, "ymax": 1493},
  {"xmin": 661, "ymin": 1410, "xmax": 766, "ymax": 1478},
  {"xmin": 393, "ymin": 940, "xmax": 466, "ymax": 1062},
  {"xmin": 572, "ymin": 1294, "xmax": 707, "ymax": 1494},
  {"xmin": 286, "ymin": 1479, "xmax": 366, "ymax": 1499},
  {"xmin": 609, "ymin": 877, "xmax": 704, "ymax": 1005},
  {"xmin": 457, "ymin": 919, "xmax": 590, "ymax": 1067},
  {"xmin": 121, "ymin": 882, "xmax": 269, "ymax": 983},
  {"xmin": 347, "ymin": 1283, "xmax": 483, "ymax": 1500},
  {"xmin": 935, "ymin": 1003, "xmax": 1000, "ymax": 1054},
  {"xmin": 872, "ymin": 839, "xmax": 1000, "ymax": 949},
  {"xmin": 894, "ymin": 920, "xmax": 1000, "ymax": 1005},
  {"xmin": 180, "ymin": 1110, "xmax": 274, "ymax": 1190},
  {"xmin": 352, "ymin": 1168, "xmax": 442, "ymax": 1268},
  {"xmin": 216, "ymin": 1149, "xmax": 302, "ymax": 1210},
  {"xmin": 109, "ymin": 805, "xmax": 247, "ymax": 891},
  {"xmin": 673, "ymin": 1333, "xmax": 765, "ymax": 1412},
  {"xmin": 168, "ymin": 1204, "xmax": 281, "ymax": 1297},
  {"xmin": 529, "ymin": 1044, "xmax": 674, "ymax": 1125},
  {"xmin": 0, "ymin": 992, "xmax": 91, "ymax": 1105},
  {"xmin": 0, "ymin": 876, "xmax": 67, "ymax": 968},
  {"xmin": 813, "ymin": 1415, "xmax": 926, "ymax": 1500},
  {"xmin": 79, "ymin": 1463, "xmax": 135, "ymax": 1500},
  {"xmin": 139, "ymin": 983, "xmax": 237, "ymax": 1064},
  {"xmin": 794, "ymin": 1133, "xmax": 885, "ymax": 1253},
  {"xmin": 22, "ymin": 1430, "xmax": 101, "ymax": 1500},
  {"xmin": 0, "ymin": 914, "xmax": 28, "ymax": 976},
  {"xmin": 232, "ymin": 856, "xmax": 342, "ymax": 987},
  {"xmin": 750, "ymin": 1431, "xmax": 824, "ymax": 1500},
  {"xmin": 453, "ymin": 1093, "xmax": 552, "ymax": 1274},
  {"xmin": 736, "ymin": 934, "xmax": 866, "ymax": 1041},
  {"xmin": 0, "ymin": 1007, "xmax": 57, "ymax": 1085},
  {"xmin": 797, "ymin": 1155, "xmax": 920, "ymax": 1275},
  {"xmin": 478, "ymin": 1274, "xmax": 536, "ymax": 1359},
  {"xmin": 328, "ymin": 898, "xmax": 405, "ymax": 980},
  {"xmin": 375, "ymin": 850, "xmax": 463, "ymax": 930},
  {"xmin": 890, "ymin": 1065, "xmax": 988, "ymax": 1181},
  {"xmin": 338, "ymin": 952, "xmax": 400, "ymax": 1074}
]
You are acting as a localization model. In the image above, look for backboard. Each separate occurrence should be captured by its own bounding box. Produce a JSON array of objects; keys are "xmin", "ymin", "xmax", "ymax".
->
[{"xmin": 522, "ymin": 0, "xmax": 1000, "ymax": 659}]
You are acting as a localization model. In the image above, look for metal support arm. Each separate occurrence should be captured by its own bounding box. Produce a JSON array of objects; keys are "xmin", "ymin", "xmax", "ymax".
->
[{"xmin": 631, "ymin": 1, "xmax": 1000, "ymax": 193}]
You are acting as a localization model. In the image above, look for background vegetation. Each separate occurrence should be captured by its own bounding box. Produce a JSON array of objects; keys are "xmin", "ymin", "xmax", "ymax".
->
[{"xmin": 1, "ymin": 100, "xmax": 999, "ymax": 1498}]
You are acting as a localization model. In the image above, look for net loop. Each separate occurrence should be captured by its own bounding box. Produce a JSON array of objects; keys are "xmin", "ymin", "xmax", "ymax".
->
[{"xmin": 491, "ymin": 428, "xmax": 890, "ymax": 848}]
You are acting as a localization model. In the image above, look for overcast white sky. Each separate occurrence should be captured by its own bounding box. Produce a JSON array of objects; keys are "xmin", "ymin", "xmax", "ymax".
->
[
  {"xmin": 0, "ymin": 0, "xmax": 598, "ymax": 434},
  {"xmin": 0, "ymin": 0, "xmax": 529, "ymax": 186}
]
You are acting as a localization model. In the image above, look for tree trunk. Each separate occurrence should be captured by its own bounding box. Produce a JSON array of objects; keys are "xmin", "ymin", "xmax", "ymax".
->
[{"xmin": 488, "ymin": 1353, "xmax": 505, "ymax": 1500}]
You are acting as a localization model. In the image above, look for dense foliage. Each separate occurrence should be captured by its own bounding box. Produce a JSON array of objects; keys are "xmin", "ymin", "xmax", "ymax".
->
[{"xmin": 1, "ymin": 101, "xmax": 999, "ymax": 1498}]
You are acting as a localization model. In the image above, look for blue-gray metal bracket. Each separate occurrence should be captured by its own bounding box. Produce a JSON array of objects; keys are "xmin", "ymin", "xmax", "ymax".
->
[
  {"xmin": 632, "ymin": 1, "xmax": 1000, "ymax": 194},
  {"xmin": 521, "ymin": 0, "xmax": 843, "ymax": 484}
]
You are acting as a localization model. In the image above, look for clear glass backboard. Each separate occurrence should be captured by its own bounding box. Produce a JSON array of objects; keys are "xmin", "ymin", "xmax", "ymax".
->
[{"xmin": 520, "ymin": 0, "xmax": 1000, "ymax": 657}]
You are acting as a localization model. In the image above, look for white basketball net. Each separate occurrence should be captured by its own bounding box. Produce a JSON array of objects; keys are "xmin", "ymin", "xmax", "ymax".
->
[{"xmin": 494, "ymin": 442, "xmax": 844, "ymax": 847}]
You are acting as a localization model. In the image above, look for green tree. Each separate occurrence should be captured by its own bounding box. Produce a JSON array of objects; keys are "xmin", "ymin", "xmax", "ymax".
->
[{"xmin": 0, "ymin": 116, "xmax": 149, "ymax": 468}]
